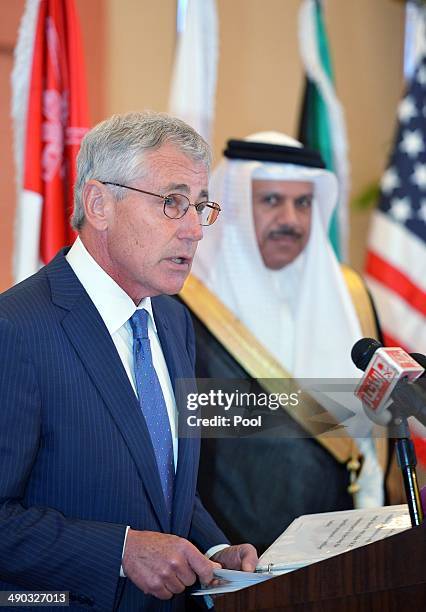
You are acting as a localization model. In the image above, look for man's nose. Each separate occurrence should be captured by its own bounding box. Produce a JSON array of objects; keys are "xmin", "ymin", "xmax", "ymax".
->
[
  {"xmin": 276, "ymin": 201, "xmax": 299, "ymax": 225},
  {"xmin": 178, "ymin": 204, "xmax": 204, "ymax": 241}
]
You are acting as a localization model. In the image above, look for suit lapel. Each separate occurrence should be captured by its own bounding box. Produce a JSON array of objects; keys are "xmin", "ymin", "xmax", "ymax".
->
[{"xmin": 47, "ymin": 252, "xmax": 170, "ymax": 532}]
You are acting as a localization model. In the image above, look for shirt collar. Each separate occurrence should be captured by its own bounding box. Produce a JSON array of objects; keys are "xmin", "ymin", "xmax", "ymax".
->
[{"xmin": 66, "ymin": 237, "xmax": 157, "ymax": 335}]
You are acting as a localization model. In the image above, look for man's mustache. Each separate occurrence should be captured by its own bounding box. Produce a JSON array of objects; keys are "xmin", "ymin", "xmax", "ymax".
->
[{"xmin": 268, "ymin": 225, "xmax": 304, "ymax": 240}]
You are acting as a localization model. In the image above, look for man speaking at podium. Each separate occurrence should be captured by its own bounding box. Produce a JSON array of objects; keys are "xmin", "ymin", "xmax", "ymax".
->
[{"xmin": 0, "ymin": 111, "xmax": 257, "ymax": 610}]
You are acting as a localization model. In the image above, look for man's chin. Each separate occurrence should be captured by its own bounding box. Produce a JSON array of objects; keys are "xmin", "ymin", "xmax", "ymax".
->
[
  {"xmin": 262, "ymin": 250, "xmax": 301, "ymax": 270},
  {"xmin": 260, "ymin": 239, "xmax": 305, "ymax": 270},
  {"xmin": 162, "ymin": 273, "xmax": 190, "ymax": 296}
]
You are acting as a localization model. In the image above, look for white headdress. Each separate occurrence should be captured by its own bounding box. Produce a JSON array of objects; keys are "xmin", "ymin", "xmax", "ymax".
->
[{"xmin": 192, "ymin": 131, "xmax": 362, "ymax": 378}]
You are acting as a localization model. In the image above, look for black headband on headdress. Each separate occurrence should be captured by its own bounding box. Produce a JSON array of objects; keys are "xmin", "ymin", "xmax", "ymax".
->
[{"xmin": 223, "ymin": 139, "xmax": 326, "ymax": 169}]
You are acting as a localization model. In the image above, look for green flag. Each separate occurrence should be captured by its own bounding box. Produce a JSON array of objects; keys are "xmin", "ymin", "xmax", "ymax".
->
[{"xmin": 298, "ymin": 0, "xmax": 349, "ymax": 261}]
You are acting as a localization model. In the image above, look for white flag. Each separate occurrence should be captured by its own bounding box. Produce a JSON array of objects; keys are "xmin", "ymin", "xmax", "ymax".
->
[{"xmin": 168, "ymin": 0, "xmax": 218, "ymax": 144}]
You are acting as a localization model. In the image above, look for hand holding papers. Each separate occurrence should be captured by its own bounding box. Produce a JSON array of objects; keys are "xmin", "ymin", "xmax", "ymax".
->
[{"xmin": 192, "ymin": 568, "xmax": 273, "ymax": 596}]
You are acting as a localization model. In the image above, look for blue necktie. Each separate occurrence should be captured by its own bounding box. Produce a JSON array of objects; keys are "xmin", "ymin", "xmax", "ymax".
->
[{"xmin": 130, "ymin": 309, "xmax": 174, "ymax": 512}]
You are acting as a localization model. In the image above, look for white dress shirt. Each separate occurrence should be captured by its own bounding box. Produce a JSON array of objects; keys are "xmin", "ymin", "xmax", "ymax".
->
[{"xmin": 66, "ymin": 237, "xmax": 178, "ymax": 467}]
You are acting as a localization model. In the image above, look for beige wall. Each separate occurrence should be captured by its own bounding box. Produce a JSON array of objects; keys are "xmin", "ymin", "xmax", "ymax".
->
[
  {"xmin": 1, "ymin": 0, "xmax": 405, "ymax": 290},
  {"xmin": 328, "ymin": 0, "xmax": 405, "ymax": 268},
  {"xmin": 105, "ymin": 0, "xmax": 405, "ymax": 271},
  {"xmin": 105, "ymin": 0, "xmax": 177, "ymax": 115}
]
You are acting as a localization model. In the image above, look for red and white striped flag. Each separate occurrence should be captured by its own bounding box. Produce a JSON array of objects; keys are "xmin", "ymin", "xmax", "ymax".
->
[
  {"xmin": 365, "ymin": 9, "xmax": 426, "ymax": 464},
  {"xmin": 12, "ymin": 0, "xmax": 89, "ymax": 284}
]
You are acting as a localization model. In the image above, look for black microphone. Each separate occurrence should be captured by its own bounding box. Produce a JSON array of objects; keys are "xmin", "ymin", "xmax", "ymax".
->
[
  {"xmin": 351, "ymin": 338, "xmax": 425, "ymax": 527},
  {"xmin": 391, "ymin": 376, "xmax": 426, "ymax": 427},
  {"xmin": 351, "ymin": 338, "xmax": 425, "ymax": 424},
  {"xmin": 351, "ymin": 337, "xmax": 382, "ymax": 371},
  {"xmin": 393, "ymin": 352, "xmax": 426, "ymax": 426},
  {"xmin": 410, "ymin": 353, "xmax": 426, "ymax": 372}
]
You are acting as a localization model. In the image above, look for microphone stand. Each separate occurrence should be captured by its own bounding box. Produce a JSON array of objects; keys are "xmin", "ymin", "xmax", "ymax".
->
[{"xmin": 389, "ymin": 403, "xmax": 424, "ymax": 527}]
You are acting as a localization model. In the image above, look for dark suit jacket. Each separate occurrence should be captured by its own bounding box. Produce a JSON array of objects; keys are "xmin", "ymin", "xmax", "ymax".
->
[{"xmin": 0, "ymin": 250, "xmax": 227, "ymax": 611}]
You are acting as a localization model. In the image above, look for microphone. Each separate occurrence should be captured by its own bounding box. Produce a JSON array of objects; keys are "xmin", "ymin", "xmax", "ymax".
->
[
  {"xmin": 409, "ymin": 352, "xmax": 426, "ymax": 371},
  {"xmin": 351, "ymin": 338, "xmax": 425, "ymax": 422},
  {"xmin": 351, "ymin": 338, "xmax": 425, "ymax": 526},
  {"xmin": 391, "ymin": 361, "xmax": 426, "ymax": 427}
]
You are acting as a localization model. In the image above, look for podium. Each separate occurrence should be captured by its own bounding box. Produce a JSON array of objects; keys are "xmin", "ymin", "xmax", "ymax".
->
[{"xmin": 214, "ymin": 524, "xmax": 426, "ymax": 611}]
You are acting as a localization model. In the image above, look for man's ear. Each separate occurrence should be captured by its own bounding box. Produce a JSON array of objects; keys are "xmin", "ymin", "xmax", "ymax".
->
[{"xmin": 82, "ymin": 180, "xmax": 111, "ymax": 231}]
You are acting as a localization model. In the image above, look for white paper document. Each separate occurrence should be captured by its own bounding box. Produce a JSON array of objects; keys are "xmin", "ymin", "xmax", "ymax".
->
[
  {"xmin": 192, "ymin": 504, "xmax": 411, "ymax": 596},
  {"xmin": 257, "ymin": 504, "xmax": 411, "ymax": 571}
]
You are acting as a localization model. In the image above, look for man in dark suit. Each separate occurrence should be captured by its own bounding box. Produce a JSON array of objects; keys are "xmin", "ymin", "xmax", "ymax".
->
[{"xmin": 0, "ymin": 111, "xmax": 257, "ymax": 610}]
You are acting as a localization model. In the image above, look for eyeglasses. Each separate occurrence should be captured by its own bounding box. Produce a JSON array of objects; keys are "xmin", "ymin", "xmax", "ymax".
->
[{"xmin": 100, "ymin": 181, "xmax": 221, "ymax": 226}]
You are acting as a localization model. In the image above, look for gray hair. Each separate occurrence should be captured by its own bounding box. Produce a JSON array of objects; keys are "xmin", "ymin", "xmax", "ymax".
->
[{"xmin": 72, "ymin": 110, "xmax": 211, "ymax": 230}]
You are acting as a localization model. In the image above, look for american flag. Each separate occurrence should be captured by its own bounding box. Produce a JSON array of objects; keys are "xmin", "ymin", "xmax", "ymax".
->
[
  {"xmin": 365, "ymin": 51, "xmax": 426, "ymax": 353},
  {"xmin": 365, "ymin": 51, "xmax": 426, "ymax": 464}
]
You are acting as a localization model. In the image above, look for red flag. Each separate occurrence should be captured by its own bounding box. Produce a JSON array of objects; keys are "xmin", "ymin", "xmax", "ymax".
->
[{"xmin": 12, "ymin": 0, "xmax": 89, "ymax": 283}]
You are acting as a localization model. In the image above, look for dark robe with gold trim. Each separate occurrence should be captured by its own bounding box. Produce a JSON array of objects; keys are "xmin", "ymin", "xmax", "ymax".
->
[
  {"xmin": 191, "ymin": 311, "xmax": 353, "ymax": 554},
  {"xmin": 177, "ymin": 271, "xmax": 402, "ymax": 555}
]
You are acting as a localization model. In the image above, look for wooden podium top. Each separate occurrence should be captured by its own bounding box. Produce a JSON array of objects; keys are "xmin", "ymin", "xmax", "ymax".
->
[{"xmin": 214, "ymin": 523, "xmax": 426, "ymax": 611}]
